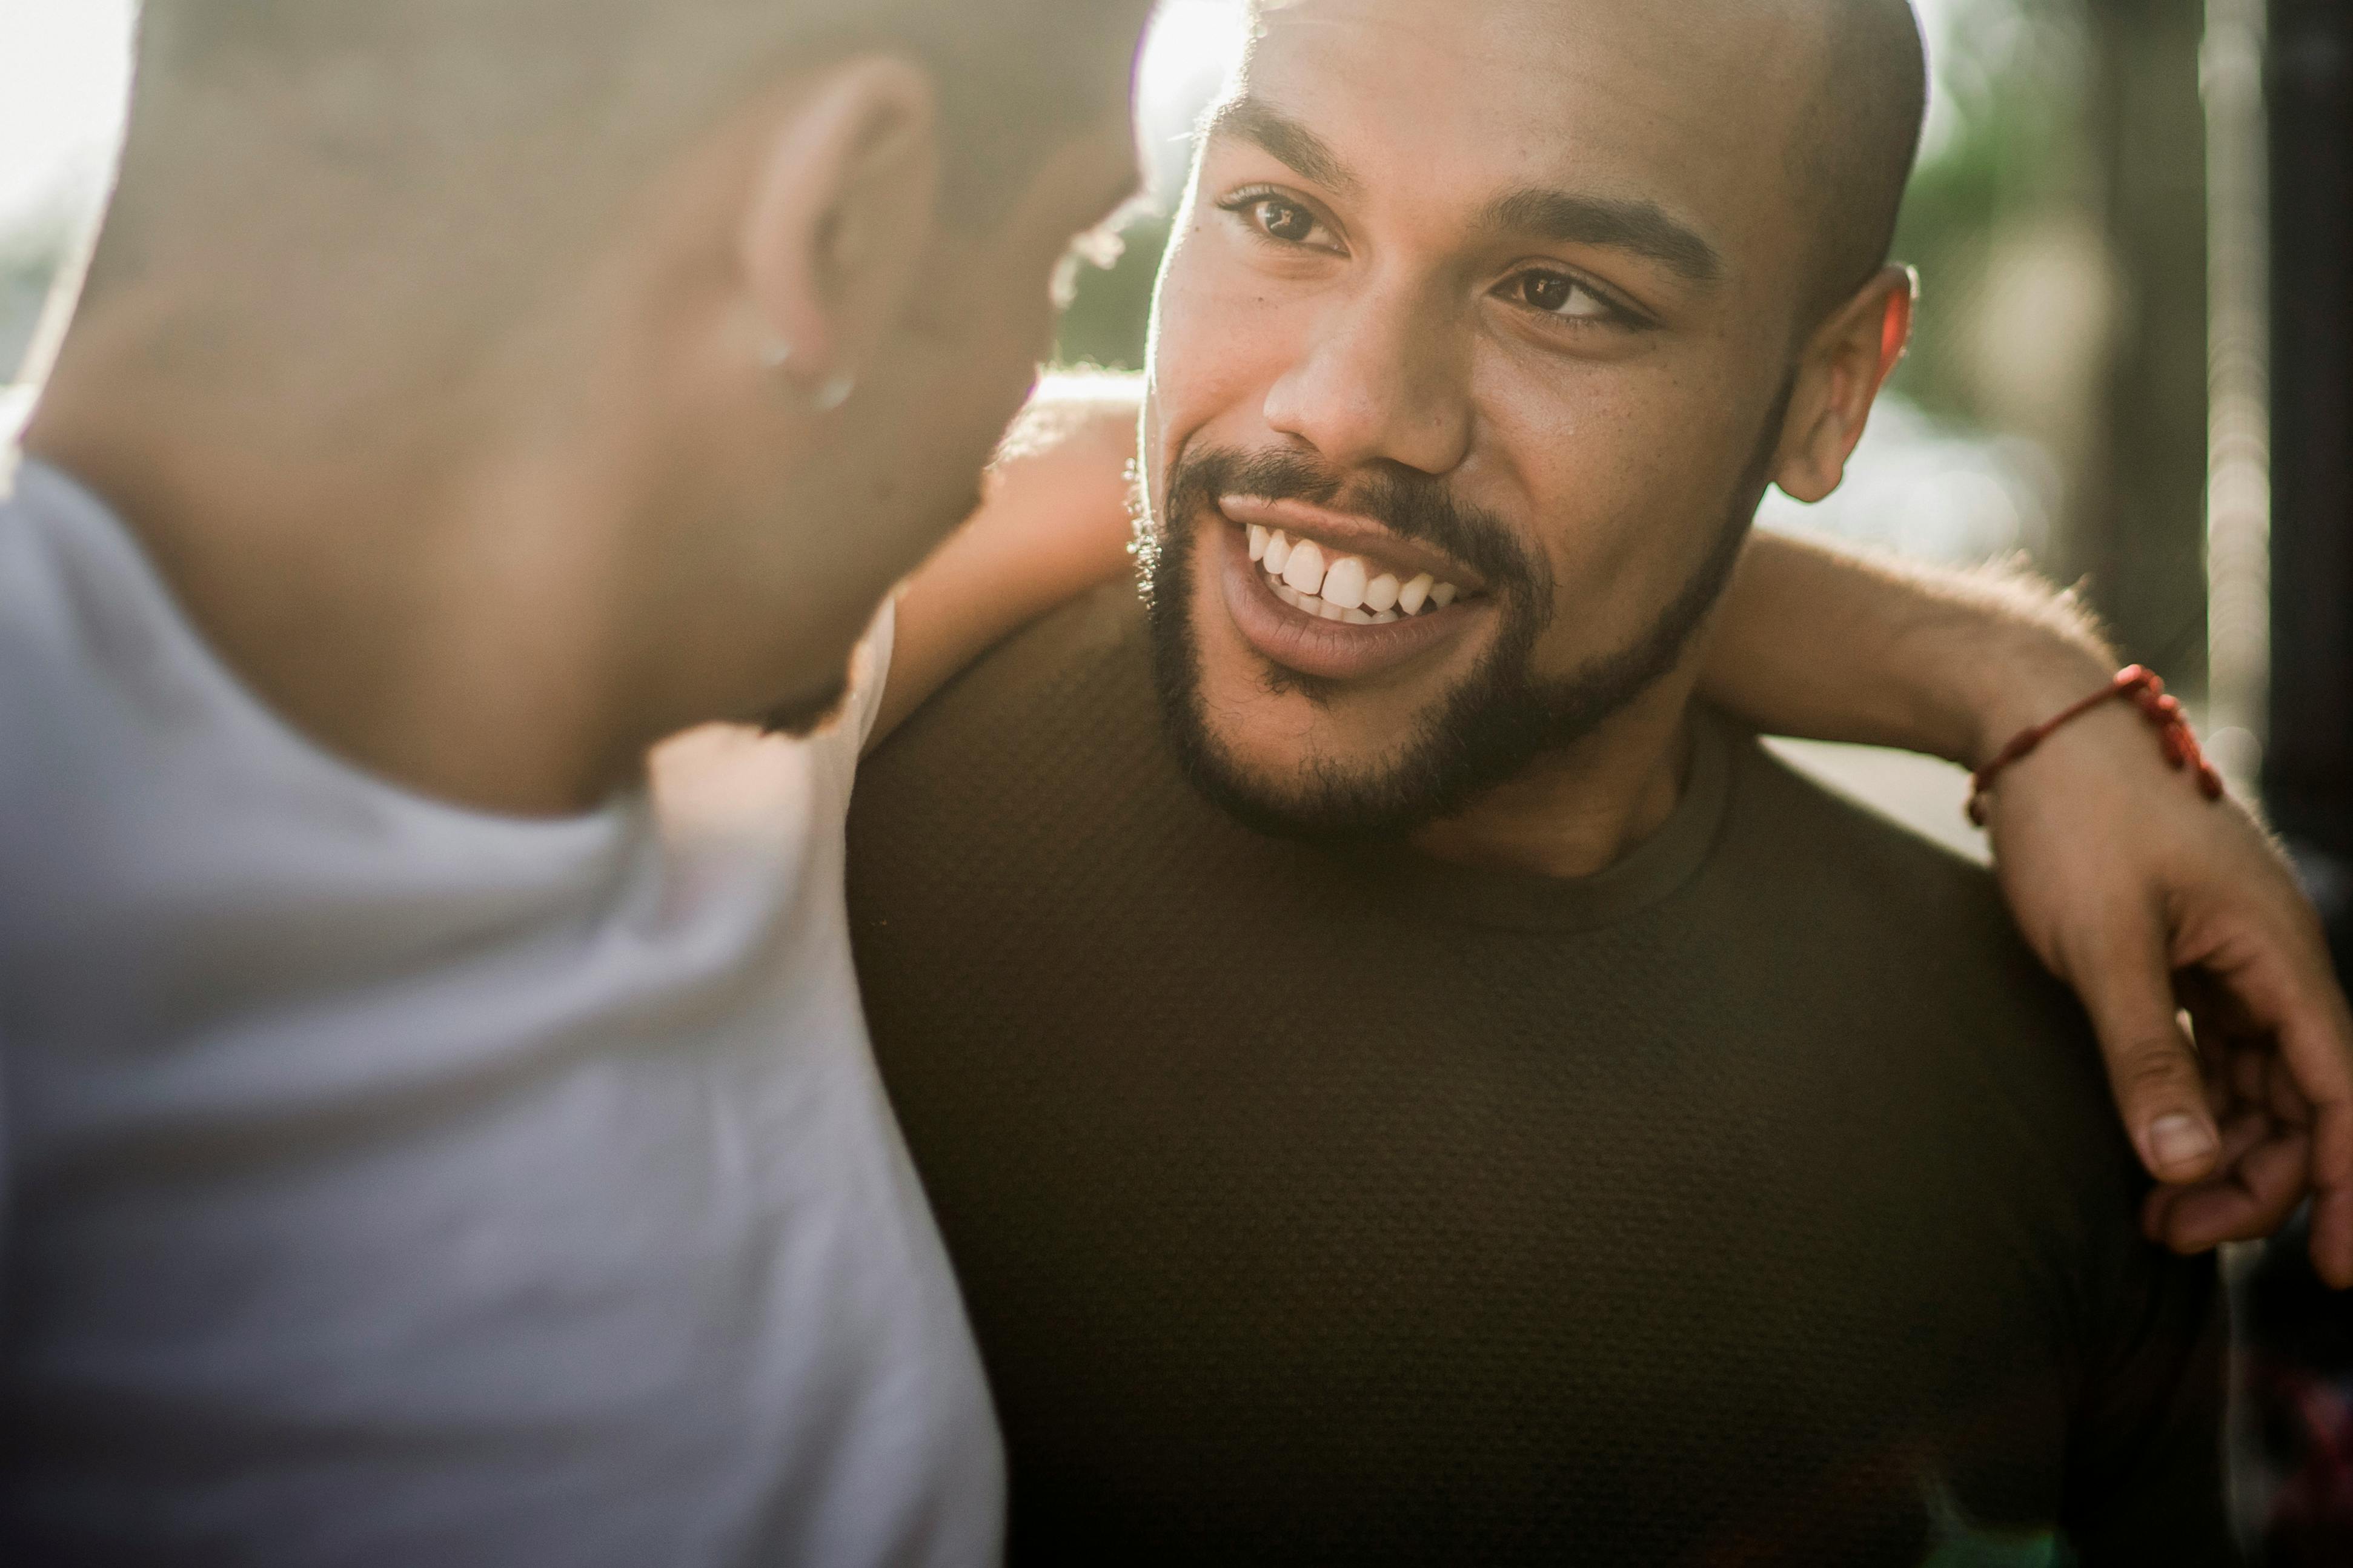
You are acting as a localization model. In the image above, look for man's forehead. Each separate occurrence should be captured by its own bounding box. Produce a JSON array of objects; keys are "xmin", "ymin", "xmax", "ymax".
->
[
  {"xmin": 1247, "ymin": 0, "xmax": 1825, "ymax": 78},
  {"xmin": 1235, "ymin": 0, "xmax": 1823, "ymax": 250}
]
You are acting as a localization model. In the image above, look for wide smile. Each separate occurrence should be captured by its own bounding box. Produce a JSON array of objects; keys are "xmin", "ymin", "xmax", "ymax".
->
[{"xmin": 1213, "ymin": 494, "xmax": 1492, "ymax": 683}]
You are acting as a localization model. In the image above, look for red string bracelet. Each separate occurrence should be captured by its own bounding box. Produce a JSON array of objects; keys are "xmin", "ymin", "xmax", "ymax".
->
[{"xmin": 1965, "ymin": 665, "xmax": 2225, "ymax": 827}]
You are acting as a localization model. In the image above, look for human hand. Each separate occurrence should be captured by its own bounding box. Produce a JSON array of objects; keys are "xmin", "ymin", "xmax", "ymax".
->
[{"xmin": 1977, "ymin": 687, "xmax": 2353, "ymax": 1286}]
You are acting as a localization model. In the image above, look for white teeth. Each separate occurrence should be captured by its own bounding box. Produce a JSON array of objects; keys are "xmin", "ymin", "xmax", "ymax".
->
[
  {"xmin": 1281, "ymin": 540, "xmax": 1327, "ymax": 595},
  {"xmin": 1319, "ymin": 555, "xmax": 1367, "ymax": 610},
  {"xmin": 1262, "ymin": 550, "xmax": 1450, "ymax": 628}
]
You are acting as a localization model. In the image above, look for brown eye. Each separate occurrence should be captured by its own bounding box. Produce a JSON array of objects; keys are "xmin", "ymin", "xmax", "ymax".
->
[
  {"xmin": 1521, "ymin": 273, "xmax": 1573, "ymax": 311},
  {"xmin": 1256, "ymin": 198, "xmax": 1316, "ymax": 243},
  {"xmin": 1509, "ymin": 269, "xmax": 1615, "ymax": 322}
]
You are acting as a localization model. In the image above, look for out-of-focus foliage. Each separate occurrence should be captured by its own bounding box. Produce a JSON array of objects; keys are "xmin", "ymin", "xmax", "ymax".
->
[
  {"xmin": 1, "ymin": 205, "xmax": 71, "ymax": 383},
  {"xmin": 1054, "ymin": 214, "xmax": 1172, "ymax": 374},
  {"xmin": 2, "ymin": 271, "xmax": 51, "ymax": 382},
  {"xmin": 1882, "ymin": 0, "xmax": 2094, "ymax": 423}
]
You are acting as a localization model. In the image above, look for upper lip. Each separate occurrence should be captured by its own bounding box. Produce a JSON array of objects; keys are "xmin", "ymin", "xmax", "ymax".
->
[{"xmin": 1216, "ymin": 495, "xmax": 1492, "ymax": 597}]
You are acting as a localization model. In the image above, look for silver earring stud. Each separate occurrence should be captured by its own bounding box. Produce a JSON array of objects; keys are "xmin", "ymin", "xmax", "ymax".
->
[{"xmin": 757, "ymin": 331, "xmax": 854, "ymax": 412}]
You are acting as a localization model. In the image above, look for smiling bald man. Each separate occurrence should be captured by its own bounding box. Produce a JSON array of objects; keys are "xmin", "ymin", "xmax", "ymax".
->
[{"xmin": 846, "ymin": 0, "xmax": 2240, "ymax": 1561}]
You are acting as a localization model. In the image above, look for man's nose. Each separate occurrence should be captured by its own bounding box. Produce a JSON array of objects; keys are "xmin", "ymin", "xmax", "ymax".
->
[{"xmin": 1261, "ymin": 280, "xmax": 1475, "ymax": 478}]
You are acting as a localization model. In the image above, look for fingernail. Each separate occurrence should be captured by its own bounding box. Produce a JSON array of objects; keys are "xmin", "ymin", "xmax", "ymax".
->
[{"xmin": 2149, "ymin": 1113, "xmax": 2218, "ymax": 1177}]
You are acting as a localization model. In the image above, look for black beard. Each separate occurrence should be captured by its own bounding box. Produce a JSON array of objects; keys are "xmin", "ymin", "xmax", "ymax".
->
[{"xmin": 1141, "ymin": 382, "xmax": 1791, "ymax": 844}]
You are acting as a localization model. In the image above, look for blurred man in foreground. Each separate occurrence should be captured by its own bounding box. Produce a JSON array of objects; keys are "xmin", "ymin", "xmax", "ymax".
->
[
  {"xmin": 849, "ymin": 0, "xmax": 2280, "ymax": 1558},
  {"xmin": 1, "ymin": 2, "xmax": 1152, "ymax": 1561},
  {"xmin": 0, "ymin": 0, "xmax": 2345, "ymax": 1563}
]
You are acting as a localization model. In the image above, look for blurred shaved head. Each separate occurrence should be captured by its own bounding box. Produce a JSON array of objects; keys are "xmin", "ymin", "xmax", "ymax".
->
[
  {"xmin": 91, "ymin": 0, "xmax": 1143, "ymax": 304},
  {"xmin": 38, "ymin": 0, "xmax": 1155, "ymax": 816}
]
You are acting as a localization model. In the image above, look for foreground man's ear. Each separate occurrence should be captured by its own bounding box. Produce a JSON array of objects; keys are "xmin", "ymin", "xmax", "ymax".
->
[
  {"xmin": 1770, "ymin": 265, "xmax": 1917, "ymax": 503},
  {"xmin": 740, "ymin": 56, "xmax": 943, "ymax": 398}
]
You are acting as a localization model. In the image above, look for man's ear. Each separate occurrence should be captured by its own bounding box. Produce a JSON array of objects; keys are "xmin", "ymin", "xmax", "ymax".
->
[
  {"xmin": 1771, "ymin": 265, "xmax": 1916, "ymax": 503},
  {"xmin": 740, "ymin": 56, "xmax": 941, "ymax": 394}
]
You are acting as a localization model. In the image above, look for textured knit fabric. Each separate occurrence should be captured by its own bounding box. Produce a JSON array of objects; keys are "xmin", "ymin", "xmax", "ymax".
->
[{"xmin": 846, "ymin": 583, "xmax": 2234, "ymax": 1567}]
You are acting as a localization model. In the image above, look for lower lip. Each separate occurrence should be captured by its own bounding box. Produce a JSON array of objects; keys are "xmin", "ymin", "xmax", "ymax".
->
[{"xmin": 1213, "ymin": 519, "xmax": 1485, "ymax": 683}]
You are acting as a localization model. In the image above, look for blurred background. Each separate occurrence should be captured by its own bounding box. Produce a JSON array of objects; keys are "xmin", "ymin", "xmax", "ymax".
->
[
  {"xmin": 3, "ymin": 1, "xmax": 2349, "ymax": 1556},
  {"xmin": 0, "ymin": 0, "xmax": 130, "ymax": 436}
]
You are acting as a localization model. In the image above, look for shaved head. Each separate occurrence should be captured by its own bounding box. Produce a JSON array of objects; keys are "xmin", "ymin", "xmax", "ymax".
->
[
  {"xmin": 128, "ymin": 0, "xmax": 1138, "ymax": 200},
  {"xmin": 1234, "ymin": 0, "xmax": 1926, "ymax": 323},
  {"xmin": 1794, "ymin": 0, "xmax": 1930, "ymax": 319},
  {"xmin": 91, "ymin": 0, "xmax": 1143, "ymax": 304}
]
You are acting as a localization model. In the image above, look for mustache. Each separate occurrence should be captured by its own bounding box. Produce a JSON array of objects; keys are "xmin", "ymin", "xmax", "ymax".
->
[{"xmin": 1161, "ymin": 443, "xmax": 1550, "ymax": 605}]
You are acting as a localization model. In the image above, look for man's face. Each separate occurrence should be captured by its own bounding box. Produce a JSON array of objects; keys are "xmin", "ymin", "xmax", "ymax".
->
[{"xmin": 1141, "ymin": 0, "xmax": 1833, "ymax": 834}]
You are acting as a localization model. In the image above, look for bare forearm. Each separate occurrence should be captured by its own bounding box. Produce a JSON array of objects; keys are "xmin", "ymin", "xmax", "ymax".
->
[
  {"xmin": 872, "ymin": 374, "xmax": 1141, "ymax": 744},
  {"xmin": 1699, "ymin": 529, "xmax": 2115, "ymax": 769}
]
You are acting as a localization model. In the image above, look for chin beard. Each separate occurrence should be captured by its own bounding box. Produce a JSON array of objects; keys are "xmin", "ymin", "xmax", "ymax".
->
[{"xmin": 1141, "ymin": 387, "xmax": 1788, "ymax": 844}]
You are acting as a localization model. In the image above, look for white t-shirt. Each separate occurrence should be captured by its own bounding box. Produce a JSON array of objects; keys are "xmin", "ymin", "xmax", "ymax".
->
[{"xmin": 0, "ymin": 457, "xmax": 1004, "ymax": 1566}]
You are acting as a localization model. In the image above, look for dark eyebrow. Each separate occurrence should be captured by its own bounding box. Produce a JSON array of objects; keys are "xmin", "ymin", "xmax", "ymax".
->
[
  {"xmin": 1202, "ymin": 96, "xmax": 1360, "ymax": 197},
  {"xmin": 1480, "ymin": 187, "xmax": 1723, "ymax": 285}
]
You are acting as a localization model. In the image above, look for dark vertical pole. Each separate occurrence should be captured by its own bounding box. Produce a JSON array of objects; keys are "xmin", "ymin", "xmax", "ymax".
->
[
  {"xmin": 2267, "ymin": 0, "xmax": 2353, "ymax": 880},
  {"xmin": 2244, "ymin": 13, "xmax": 2353, "ymax": 1568},
  {"xmin": 2086, "ymin": 0, "xmax": 2213, "ymax": 683}
]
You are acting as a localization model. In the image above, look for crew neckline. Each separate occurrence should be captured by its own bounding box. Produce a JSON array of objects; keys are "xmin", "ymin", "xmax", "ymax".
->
[{"xmin": 1330, "ymin": 709, "xmax": 1735, "ymax": 934}]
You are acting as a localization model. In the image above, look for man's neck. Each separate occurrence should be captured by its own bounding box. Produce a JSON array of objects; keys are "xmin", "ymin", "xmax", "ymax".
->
[
  {"xmin": 26, "ymin": 305, "xmax": 675, "ymax": 819},
  {"xmin": 1409, "ymin": 684, "xmax": 1700, "ymax": 881}
]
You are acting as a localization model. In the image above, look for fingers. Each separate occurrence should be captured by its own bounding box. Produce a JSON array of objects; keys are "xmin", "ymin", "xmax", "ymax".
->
[
  {"xmin": 2310, "ymin": 1186, "xmax": 2353, "ymax": 1289},
  {"xmin": 2280, "ymin": 996, "xmax": 2353, "ymax": 1289},
  {"xmin": 2145, "ymin": 999, "xmax": 2353, "ymax": 1282},
  {"xmin": 2145, "ymin": 1115, "xmax": 2311, "ymax": 1254},
  {"xmin": 2196, "ymin": 926, "xmax": 2353, "ymax": 1287},
  {"xmin": 2072, "ymin": 916, "xmax": 2221, "ymax": 1185}
]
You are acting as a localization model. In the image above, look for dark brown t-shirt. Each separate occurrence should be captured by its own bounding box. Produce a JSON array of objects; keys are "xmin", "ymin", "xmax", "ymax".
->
[{"xmin": 847, "ymin": 585, "xmax": 2233, "ymax": 1567}]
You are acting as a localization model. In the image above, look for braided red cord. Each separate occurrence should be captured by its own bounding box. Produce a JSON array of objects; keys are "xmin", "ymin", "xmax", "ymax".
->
[{"xmin": 1965, "ymin": 665, "xmax": 2226, "ymax": 828}]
